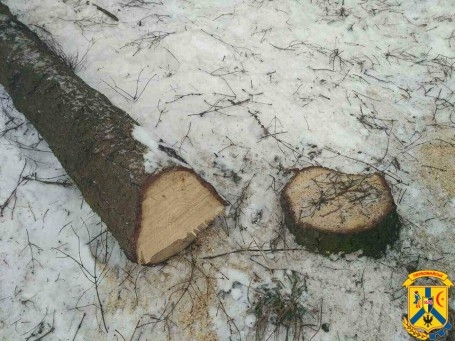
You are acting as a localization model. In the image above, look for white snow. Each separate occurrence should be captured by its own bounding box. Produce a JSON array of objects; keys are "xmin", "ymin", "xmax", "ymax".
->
[{"xmin": 1, "ymin": 0, "xmax": 455, "ymax": 340}]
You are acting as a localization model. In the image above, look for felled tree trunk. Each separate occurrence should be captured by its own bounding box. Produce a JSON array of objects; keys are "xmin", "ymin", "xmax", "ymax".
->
[
  {"xmin": 281, "ymin": 166, "xmax": 400, "ymax": 258},
  {"xmin": 0, "ymin": 4, "xmax": 226, "ymax": 265}
]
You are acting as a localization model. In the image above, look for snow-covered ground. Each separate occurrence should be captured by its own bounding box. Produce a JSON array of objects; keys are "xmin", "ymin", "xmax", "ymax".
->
[{"xmin": 1, "ymin": 0, "xmax": 455, "ymax": 339}]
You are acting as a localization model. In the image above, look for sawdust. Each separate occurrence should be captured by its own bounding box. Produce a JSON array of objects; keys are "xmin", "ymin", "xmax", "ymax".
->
[
  {"xmin": 176, "ymin": 276, "xmax": 219, "ymax": 341},
  {"xmin": 418, "ymin": 142, "xmax": 455, "ymax": 197}
]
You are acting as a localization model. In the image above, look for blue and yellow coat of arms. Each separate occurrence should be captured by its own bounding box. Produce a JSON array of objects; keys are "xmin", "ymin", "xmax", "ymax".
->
[{"xmin": 402, "ymin": 270, "xmax": 452, "ymax": 340}]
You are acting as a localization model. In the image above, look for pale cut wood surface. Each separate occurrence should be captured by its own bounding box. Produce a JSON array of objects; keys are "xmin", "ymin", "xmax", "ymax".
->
[
  {"xmin": 281, "ymin": 166, "xmax": 400, "ymax": 257},
  {"xmin": 284, "ymin": 167, "xmax": 393, "ymax": 233},
  {"xmin": 138, "ymin": 170, "xmax": 226, "ymax": 264}
]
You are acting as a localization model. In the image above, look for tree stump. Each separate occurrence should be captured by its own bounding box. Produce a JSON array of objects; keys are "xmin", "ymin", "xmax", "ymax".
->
[
  {"xmin": 0, "ymin": 4, "xmax": 226, "ymax": 265},
  {"xmin": 281, "ymin": 166, "xmax": 400, "ymax": 257}
]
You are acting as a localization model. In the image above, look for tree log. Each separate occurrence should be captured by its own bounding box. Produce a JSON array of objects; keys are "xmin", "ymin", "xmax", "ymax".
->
[
  {"xmin": 0, "ymin": 4, "xmax": 226, "ymax": 265},
  {"xmin": 281, "ymin": 166, "xmax": 400, "ymax": 258}
]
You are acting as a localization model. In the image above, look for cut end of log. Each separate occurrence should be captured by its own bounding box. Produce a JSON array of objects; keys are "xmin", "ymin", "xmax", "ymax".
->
[
  {"xmin": 137, "ymin": 168, "xmax": 225, "ymax": 265},
  {"xmin": 281, "ymin": 166, "xmax": 400, "ymax": 258}
]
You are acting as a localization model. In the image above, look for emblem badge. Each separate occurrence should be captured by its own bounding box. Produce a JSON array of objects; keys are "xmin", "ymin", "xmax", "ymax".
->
[{"xmin": 402, "ymin": 270, "xmax": 452, "ymax": 340}]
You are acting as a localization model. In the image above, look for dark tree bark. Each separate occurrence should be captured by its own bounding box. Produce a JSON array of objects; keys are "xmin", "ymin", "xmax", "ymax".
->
[
  {"xmin": 281, "ymin": 166, "xmax": 400, "ymax": 258},
  {"xmin": 0, "ymin": 4, "xmax": 226, "ymax": 265}
]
